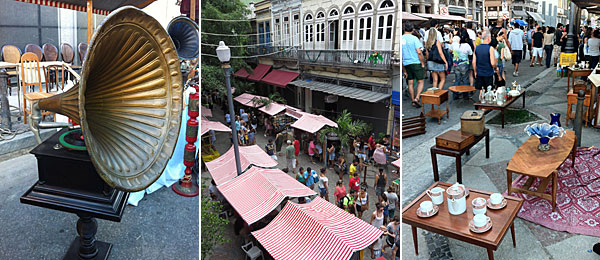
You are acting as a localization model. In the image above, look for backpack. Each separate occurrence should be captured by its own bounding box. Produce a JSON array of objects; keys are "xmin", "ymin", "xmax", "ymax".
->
[
  {"xmin": 338, "ymin": 195, "xmax": 351, "ymax": 208},
  {"xmin": 265, "ymin": 144, "xmax": 274, "ymax": 155},
  {"xmin": 312, "ymin": 171, "xmax": 320, "ymax": 184}
]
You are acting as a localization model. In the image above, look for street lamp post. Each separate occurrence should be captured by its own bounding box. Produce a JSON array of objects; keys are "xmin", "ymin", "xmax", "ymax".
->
[
  {"xmin": 216, "ymin": 41, "xmax": 243, "ymax": 176},
  {"xmin": 565, "ymin": 2, "xmax": 577, "ymax": 53}
]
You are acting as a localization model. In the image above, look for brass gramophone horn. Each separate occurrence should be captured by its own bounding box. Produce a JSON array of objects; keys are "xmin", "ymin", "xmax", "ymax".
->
[
  {"xmin": 167, "ymin": 16, "xmax": 199, "ymax": 60},
  {"xmin": 29, "ymin": 6, "xmax": 183, "ymax": 192}
]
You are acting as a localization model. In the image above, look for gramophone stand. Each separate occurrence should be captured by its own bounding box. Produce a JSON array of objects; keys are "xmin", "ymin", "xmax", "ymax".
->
[
  {"xmin": 173, "ymin": 86, "xmax": 199, "ymax": 197},
  {"xmin": 63, "ymin": 214, "xmax": 112, "ymax": 260}
]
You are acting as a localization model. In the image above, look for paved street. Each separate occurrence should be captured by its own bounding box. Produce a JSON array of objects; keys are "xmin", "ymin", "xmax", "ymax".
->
[
  {"xmin": 202, "ymin": 103, "xmax": 399, "ymax": 259},
  {"xmin": 401, "ymin": 57, "xmax": 600, "ymax": 259}
]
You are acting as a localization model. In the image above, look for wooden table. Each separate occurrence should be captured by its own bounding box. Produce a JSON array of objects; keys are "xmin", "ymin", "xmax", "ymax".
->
[
  {"xmin": 587, "ymin": 74, "xmax": 600, "ymax": 128},
  {"xmin": 431, "ymin": 128, "xmax": 489, "ymax": 184},
  {"xmin": 506, "ymin": 130, "xmax": 576, "ymax": 212},
  {"xmin": 474, "ymin": 90, "xmax": 526, "ymax": 128},
  {"xmin": 421, "ymin": 90, "xmax": 449, "ymax": 125},
  {"xmin": 449, "ymin": 85, "xmax": 476, "ymax": 94},
  {"xmin": 566, "ymin": 67, "xmax": 594, "ymax": 93},
  {"xmin": 402, "ymin": 182, "xmax": 523, "ymax": 260}
]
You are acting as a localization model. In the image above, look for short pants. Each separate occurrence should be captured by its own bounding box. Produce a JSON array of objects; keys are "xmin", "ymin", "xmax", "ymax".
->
[
  {"xmin": 512, "ymin": 50, "xmax": 523, "ymax": 64},
  {"xmin": 319, "ymin": 187, "xmax": 327, "ymax": 196},
  {"xmin": 475, "ymin": 75, "xmax": 494, "ymax": 90},
  {"xmin": 405, "ymin": 63, "xmax": 425, "ymax": 81}
]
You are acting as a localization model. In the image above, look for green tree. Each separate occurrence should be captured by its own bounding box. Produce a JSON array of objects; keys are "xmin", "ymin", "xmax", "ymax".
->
[
  {"xmin": 201, "ymin": 0, "xmax": 254, "ymax": 99},
  {"xmin": 251, "ymin": 92, "xmax": 287, "ymax": 107},
  {"xmin": 319, "ymin": 110, "xmax": 372, "ymax": 155},
  {"xmin": 200, "ymin": 182, "xmax": 229, "ymax": 259}
]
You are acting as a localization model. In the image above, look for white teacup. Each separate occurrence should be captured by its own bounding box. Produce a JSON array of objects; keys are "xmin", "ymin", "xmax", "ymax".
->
[
  {"xmin": 426, "ymin": 187, "xmax": 445, "ymax": 205},
  {"xmin": 473, "ymin": 214, "xmax": 489, "ymax": 228},
  {"xmin": 420, "ymin": 201, "xmax": 434, "ymax": 214},
  {"xmin": 490, "ymin": 193, "xmax": 504, "ymax": 206},
  {"xmin": 472, "ymin": 197, "xmax": 487, "ymax": 215}
]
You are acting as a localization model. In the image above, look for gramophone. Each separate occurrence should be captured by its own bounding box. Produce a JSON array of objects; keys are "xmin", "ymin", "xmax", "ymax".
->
[{"xmin": 21, "ymin": 7, "xmax": 183, "ymax": 259}]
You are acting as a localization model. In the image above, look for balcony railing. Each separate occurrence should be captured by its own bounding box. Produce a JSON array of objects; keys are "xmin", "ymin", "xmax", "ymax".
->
[
  {"xmin": 269, "ymin": 46, "xmax": 299, "ymax": 59},
  {"xmin": 298, "ymin": 50, "xmax": 393, "ymax": 71}
]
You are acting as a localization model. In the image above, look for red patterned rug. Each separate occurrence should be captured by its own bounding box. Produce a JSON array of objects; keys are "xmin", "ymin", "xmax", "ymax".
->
[{"xmin": 504, "ymin": 147, "xmax": 600, "ymax": 237}]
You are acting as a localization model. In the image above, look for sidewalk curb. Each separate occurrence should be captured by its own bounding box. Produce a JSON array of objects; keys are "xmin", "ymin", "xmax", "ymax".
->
[{"xmin": 0, "ymin": 129, "xmax": 56, "ymax": 155}]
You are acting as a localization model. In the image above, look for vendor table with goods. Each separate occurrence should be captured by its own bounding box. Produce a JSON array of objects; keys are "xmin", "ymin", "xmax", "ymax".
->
[
  {"xmin": 431, "ymin": 129, "xmax": 489, "ymax": 184},
  {"xmin": 474, "ymin": 90, "xmax": 525, "ymax": 129},
  {"xmin": 586, "ymin": 74, "xmax": 600, "ymax": 127},
  {"xmin": 402, "ymin": 182, "xmax": 523, "ymax": 260}
]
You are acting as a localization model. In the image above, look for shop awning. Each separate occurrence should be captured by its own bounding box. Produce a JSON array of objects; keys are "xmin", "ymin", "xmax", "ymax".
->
[
  {"xmin": 200, "ymin": 118, "xmax": 231, "ymax": 136},
  {"xmin": 291, "ymin": 113, "xmax": 337, "ymax": 134},
  {"xmin": 392, "ymin": 158, "xmax": 400, "ymax": 168},
  {"xmin": 252, "ymin": 197, "xmax": 383, "ymax": 260},
  {"xmin": 512, "ymin": 10, "xmax": 527, "ymax": 18},
  {"xmin": 392, "ymin": 90, "xmax": 400, "ymax": 106},
  {"xmin": 415, "ymin": 13, "xmax": 468, "ymax": 21},
  {"xmin": 526, "ymin": 11, "xmax": 545, "ymax": 24},
  {"xmin": 233, "ymin": 68, "xmax": 250, "ymax": 78},
  {"xmin": 402, "ymin": 12, "xmax": 427, "ymax": 21},
  {"xmin": 201, "ymin": 106, "xmax": 212, "ymax": 117},
  {"xmin": 234, "ymin": 93, "xmax": 268, "ymax": 107},
  {"xmin": 13, "ymin": 0, "xmax": 156, "ymax": 15},
  {"xmin": 248, "ymin": 64, "xmax": 272, "ymax": 81},
  {"xmin": 206, "ymin": 145, "xmax": 278, "ymax": 185},
  {"xmin": 217, "ymin": 167, "xmax": 316, "ymax": 225},
  {"xmin": 291, "ymin": 80, "xmax": 391, "ymax": 103},
  {"xmin": 448, "ymin": 6, "xmax": 466, "ymax": 15},
  {"xmin": 261, "ymin": 70, "xmax": 300, "ymax": 88},
  {"xmin": 258, "ymin": 102, "xmax": 294, "ymax": 116}
]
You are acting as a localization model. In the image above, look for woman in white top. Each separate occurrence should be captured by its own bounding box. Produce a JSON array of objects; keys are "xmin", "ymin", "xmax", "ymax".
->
[
  {"xmin": 370, "ymin": 202, "xmax": 385, "ymax": 228},
  {"xmin": 588, "ymin": 30, "xmax": 600, "ymax": 70},
  {"xmin": 355, "ymin": 186, "xmax": 369, "ymax": 219},
  {"xmin": 318, "ymin": 168, "xmax": 329, "ymax": 201}
]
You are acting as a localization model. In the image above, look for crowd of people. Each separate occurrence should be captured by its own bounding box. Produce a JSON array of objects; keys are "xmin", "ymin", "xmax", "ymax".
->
[{"xmin": 402, "ymin": 17, "xmax": 595, "ymax": 106}]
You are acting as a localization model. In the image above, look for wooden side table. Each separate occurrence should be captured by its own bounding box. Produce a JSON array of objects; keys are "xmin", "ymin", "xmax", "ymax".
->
[
  {"xmin": 421, "ymin": 90, "xmax": 449, "ymax": 125},
  {"xmin": 431, "ymin": 128, "xmax": 489, "ymax": 183}
]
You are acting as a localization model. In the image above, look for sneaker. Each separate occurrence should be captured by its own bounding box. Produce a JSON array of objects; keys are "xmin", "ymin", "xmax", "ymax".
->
[
  {"xmin": 516, "ymin": 72, "xmax": 519, "ymax": 77},
  {"xmin": 513, "ymin": 72, "xmax": 517, "ymax": 77}
]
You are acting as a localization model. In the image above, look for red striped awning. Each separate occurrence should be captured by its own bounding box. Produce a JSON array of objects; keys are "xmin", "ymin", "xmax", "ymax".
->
[
  {"xmin": 200, "ymin": 118, "xmax": 231, "ymax": 136},
  {"xmin": 261, "ymin": 69, "xmax": 300, "ymax": 88},
  {"xmin": 247, "ymin": 64, "xmax": 271, "ymax": 81},
  {"xmin": 206, "ymin": 145, "xmax": 278, "ymax": 185},
  {"xmin": 234, "ymin": 93, "xmax": 268, "ymax": 107},
  {"xmin": 290, "ymin": 113, "xmax": 337, "ymax": 134},
  {"xmin": 217, "ymin": 167, "xmax": 316, "ymax": 225},
  {"xmin": 392, "ymin": 158, "xmax": 400, "ymax": 168},
  {"xmin": 233, "ymin": 68, "xmax": 250, "ymax": 78},
  {"xmin": 13, "ymin": 0, "xmax": 156, "ymax": 14},
  {"xmin": 252, "ymin": 197, "xmax": 383, "ymax": 260}
]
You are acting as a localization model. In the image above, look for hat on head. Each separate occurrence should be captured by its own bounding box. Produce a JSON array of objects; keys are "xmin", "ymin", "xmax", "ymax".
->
[{"xmin": 287, "ymin": 140, "xmax": 292, "ymax": 144}]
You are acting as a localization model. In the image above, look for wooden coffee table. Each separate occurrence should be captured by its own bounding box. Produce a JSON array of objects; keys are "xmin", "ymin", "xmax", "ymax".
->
[
  {"xmin": 402, "ymin": 182, "xmax": 523, "ymax": 260},
  {"xmin": 421, "ymin": 90, "xmax": 449, "ymax": 125},
  {"xmin": 474, "ymin": 90, "xmax": 526, "ymax": 128},
  {"xmin": 431, "ymin": 128, "xmax": 489, "ymax": 184},
  {"xmin": 566, "ymin": 67, "xmax": 594, "ymax": 93},
  {"xmin": 506, "ymin": 130, "xmax": 576, "ymax": 212}
]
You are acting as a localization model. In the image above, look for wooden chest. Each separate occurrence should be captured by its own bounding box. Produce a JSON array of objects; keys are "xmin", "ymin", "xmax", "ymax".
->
[{"xmin": 435, "ymin": 130, "xmax": 475, "ymax": 151}]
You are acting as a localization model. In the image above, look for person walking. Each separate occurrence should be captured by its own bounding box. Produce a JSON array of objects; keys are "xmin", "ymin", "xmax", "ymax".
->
[
  {"xmin": 473, "ymin": 29, "xmax": 498, "ymax": 101},
  {"xmin": 508, "ymin": 25, "xmax": 524, "ymax": 77},
  {"xmin": 451, "ymin": 33, "xmax": 473, "ymax": 99},
  {"xmin": 286, "ymin": 140, "xmax": 296, "ymax": 174},
  {"xmin": 334, "ymin": 179, "xmax": 347, "ymax": 204},
  {"xmin": 318, "ymin": 168, "xmax": 329, "ymax": 201},
  {"xmin": 384, "ymin": 186, "xmax": 399, "ymax": 219},
  {"xmin": 375, "ymin": 168, "xmax": 387, "ymax": 201},
  {"xmin": 327, "ymin": 143, "xmax": 336, "ymax": 168},
  {"xmin": 543, "ymin": 27, "xmax": 555, "ymax": 68},
  {"xmin": 494, "ymin": 31, "xmax": 507, "ymax": 87},
  {"xmin": 402, "ymin": 22, "xmax": 426, "ymax": 107},
  {"xmin": 425, "ymin": 29, "xmax": 449, "ymax": 90},
  {"xmin": 355, "ymin": 186, "xmax": 369, "ymax": 219},
  {"xmin": 349, "ymin": 165, "xmax": 361, "ymax": 193},
  {"xmin": 370, "ymin": 203, "xmax": 385, "ymax": 228},
  {"xmin": 275, "ymin": 131, "xmax": 285, "ymax": 155},
  {"xmin": 530, "ymin": 27, "xmax": 544, "ymax": 67},
  {"xmin": 553, "ymin": 24, "xmax": 564, "ymax": 65},
  {"xmin": 526, "ymin": 25, "xmax": 535, "ymax": 60},
  {"xmin": 588, "ymin": 30, "xmax": 600, "ymax": 70},
  {"xmin": 293, "ymin": 138, "xmax": 300, "ymax": 158},
  {"xmin": 334, "ymin": 156, "xmax": 348, "ymax": 180},
  {"xmin": 304, "ymin": 167, "xmax": 318, "ymax": 190},
  {"xmin": 296, "ymin": 167, "xmax": 306, "ymax": 184},
  {"xmin": 308, "ymin": 139, "xmax": 317, "ymax": 163},
  {"xmin": 342, "ymin": 189, "xmax": 356, "ymax": 215},
  {"xmin": 265, "ymin": 139, "xmax": 277, "ymax": 161}
]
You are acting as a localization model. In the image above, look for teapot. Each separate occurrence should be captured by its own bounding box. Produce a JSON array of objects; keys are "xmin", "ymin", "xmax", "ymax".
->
[
  {"xmin": 446, "ymin": 183, "xmax": 467, "ymax": 215},
  {"xmin": 496, "ymin": 87, "xmax": 506, "ymax": 105}
]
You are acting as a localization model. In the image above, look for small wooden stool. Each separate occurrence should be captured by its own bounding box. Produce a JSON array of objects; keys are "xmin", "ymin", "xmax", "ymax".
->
[
  {"xmin": 449, "ymin": 85, "xmax": 476, "ymax": 94},
  {"xmin": 421, "ymin": 90, "xmax": 449, "ymax": 125}
]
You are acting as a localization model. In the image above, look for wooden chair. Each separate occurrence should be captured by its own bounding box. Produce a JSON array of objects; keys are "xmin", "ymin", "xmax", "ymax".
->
[
  {"xmin": 42, "ymin": 43, "xmax": 65, "ymax": 91},
  {"xmin": 20, "ymin": 52, "xmax": 56, "ymax": 124},
  {"xmin": 566, "ymin": 93, "xmax": 591, "ymax": 127},
  {"xmin": 24, "ymin": 44, "xmax": 43, "ymax": 61},
  {"xmin": 1, "ymin": 45, "xmax": 21, "ymax": 95},
  {"xmin": 78, "ymin": 43, "xmax": 88, "ymax": 65}
]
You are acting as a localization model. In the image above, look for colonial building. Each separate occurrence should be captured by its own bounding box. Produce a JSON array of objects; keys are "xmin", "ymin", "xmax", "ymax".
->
[
  {"xmin": 484, "ymin": 0, "xmax": 546, "ymax": 27},
  {"xmin": 404, "ymin": 0, "xmax": 485, "ymax": 24}
]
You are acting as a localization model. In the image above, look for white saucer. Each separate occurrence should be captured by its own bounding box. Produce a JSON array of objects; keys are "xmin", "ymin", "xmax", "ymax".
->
[
  {"xmin": 469, "ymin": 218, "xmax": 493, "ymax": 233},
  {"xmin": 487, "ymin": 198, "xmax": 507, "ymax": 210},
  {"xmin": 416, "ymin": 205, "xmax": 439, "ymax": 218}
]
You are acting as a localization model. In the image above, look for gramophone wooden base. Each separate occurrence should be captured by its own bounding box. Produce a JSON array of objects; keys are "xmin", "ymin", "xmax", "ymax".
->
[{"xmin": 64, "ymin": 237, "xmax": 112, "ymax": 260}]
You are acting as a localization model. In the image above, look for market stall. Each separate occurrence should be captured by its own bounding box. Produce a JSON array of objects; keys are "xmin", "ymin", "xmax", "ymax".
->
[
  {"xmin": 216, "ymin": 167, "xmax": 316, "ymax": 225},
  {"xmin": 259, "ymin": 103, "xmax": 302, "ymax": 135},
  {"xmin": 206, "ymin": 144, "xmax": 278, "ymax": 185},
  {"xmin": 290, "ymin": 111, "xmax": 337, "ymax": 160},
  {"xmin": 251, "ymin": 197, "xmax": 382, "ymax": 260}
]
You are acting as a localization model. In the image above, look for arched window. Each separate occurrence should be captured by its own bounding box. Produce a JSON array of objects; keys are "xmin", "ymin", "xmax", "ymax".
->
[
  {"xmin": 380, "ymin": 0, "xmax": 394, "ymax": 9},
  {"xmin": 329, "ymin": 9, "xmax": 339, "ymax": 17},
  {"xmin": 315, "ymin": 11, "xmax": 326, "ymax": 50},
  {"xmin": 344, "ymin": 6, "xmax": 354, "ymax": 14},
  {"xmin": 305, "ymin": 14, "xmax": 314, "ymax": 48},
  {"xmin": 360, "ymin": 3, "xmax": 373, "ymax": 12},
  {"xmin": 316, "ymin": 12, "xmax": 325, "ymax": 19}
]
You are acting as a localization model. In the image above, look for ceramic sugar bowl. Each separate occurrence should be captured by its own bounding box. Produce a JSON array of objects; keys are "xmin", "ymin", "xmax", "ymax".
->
[{"xmin": 446, "ymin": 183, "xmax": 467, "ymax": 215}]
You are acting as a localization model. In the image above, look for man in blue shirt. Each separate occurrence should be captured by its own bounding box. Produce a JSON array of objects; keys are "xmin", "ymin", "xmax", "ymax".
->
[
  {"xmin": 304, "ymin": 167, "xmax": 318, "ymax": 190},
  {"xmin": 402, "ymin": 22, "xmax": 426, "ymax": 108},
  {"xmin": 241, "ymin": 110, "xmax": 249, "ymax": 123}
]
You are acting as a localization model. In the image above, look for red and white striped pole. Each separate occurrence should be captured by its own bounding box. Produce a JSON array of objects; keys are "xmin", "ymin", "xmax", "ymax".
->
[{"xmin": 173, "ymin": 85, "xmax": 199, "ymax": 196}]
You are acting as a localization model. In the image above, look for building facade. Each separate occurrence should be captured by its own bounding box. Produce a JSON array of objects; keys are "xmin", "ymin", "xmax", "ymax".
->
[
  {"xmin": 484, "ymin": 0, "xmax": 546, "ymax": 27},
  {"xmin": 404, "ymin": 0, "xmax": 485, "ymax": 24}
]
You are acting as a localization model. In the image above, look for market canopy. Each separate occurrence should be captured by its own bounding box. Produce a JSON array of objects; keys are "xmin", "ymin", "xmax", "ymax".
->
[
  {"xmin": 200, "ymin": 118, "xmax": 231, "ymax": 136},
  {"xmin": 217, "ymin": 167, "xmax": 316, "ymax": 225},
  {"xmin": 201, "ymin": 106, "xmax": 212, "ymax": 117},
  {"xmin": 261, "ymin": 70, "xmax": 300, "ymax": 88},
  {"xmin": 14, "ymin": 0, "xmax": 156, "ymax": 15},
  {"xmin": 234, "ymin": 93, "xmax": 268, "ymax": 107},
  {"xmin": 291, "ymin": 113, "xmax": 337, "ymax": 134},
  {"xmin": 291, "ymin": 80, "xmax": 391, "ymax": 103},
  {"xmin": 233, "ymin": 68, "xmax": 250, "ymax": 78},
  {"xmin": 402, "ymin": 12, "xmax": 428, "ymax": 21},
  {"xmin": 392, "ymin": 158, "xmax": 400, "ymax": 168},
  {"xmin": 248, "ymin": 64, "xmax": 272, "ymax": 81},
  {"xmin": 252, "ymin": 197, "xmax": 383, "ymax": 260},
  {"xmin": 258, "ymin": 102, "xmax": 291, "ymax": 116},
  {"xmin": 206, "ymin": 145, "xmax": 278, "ymax": 185},
  {"xmin": 414, "ymin": 13, "xmax": 469, "ymax": 21}
]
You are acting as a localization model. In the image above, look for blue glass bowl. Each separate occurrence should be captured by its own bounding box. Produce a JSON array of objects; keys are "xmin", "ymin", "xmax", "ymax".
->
[{"xmin": 524, "ymin": 123, "xmax": 565, "ymax": 140}]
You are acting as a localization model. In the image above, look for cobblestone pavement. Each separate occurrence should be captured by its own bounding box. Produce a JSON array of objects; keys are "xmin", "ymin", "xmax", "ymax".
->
[
  {"xmin": 402, "ymin": 59, "xmax": 600, "ymax": 260},
  {"xmin": 202, "ymin": 103, "xmax": 399, "ymax": 259}
]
